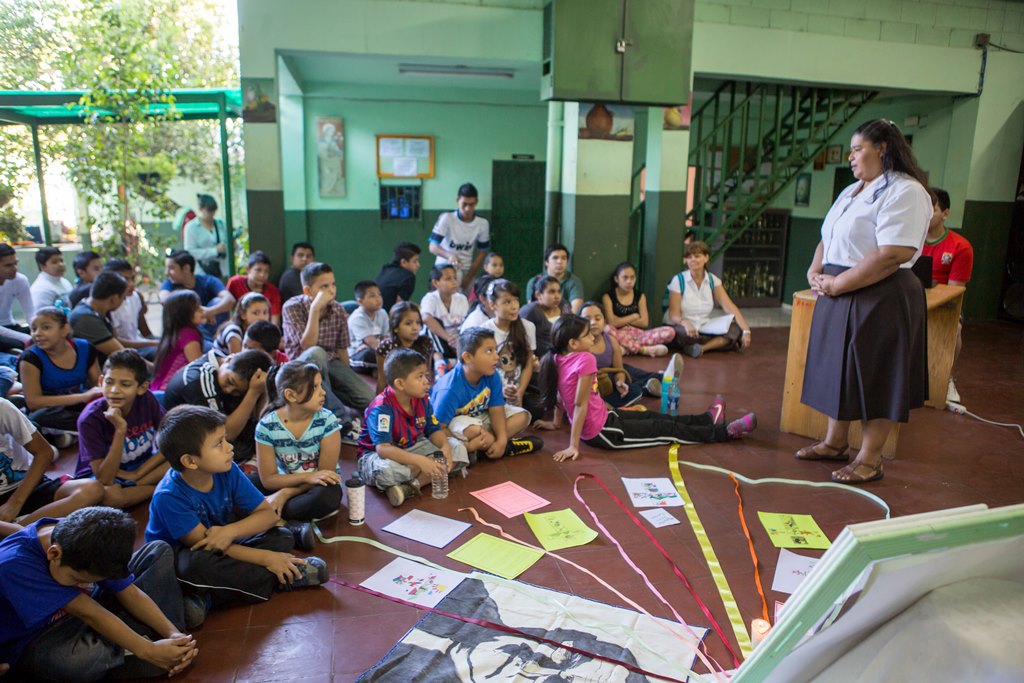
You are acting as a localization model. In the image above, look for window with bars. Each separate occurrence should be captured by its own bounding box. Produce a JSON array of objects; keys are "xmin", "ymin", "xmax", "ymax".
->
[{"xmin": 379, "ymin": 185, "xmax": 422, "ymax": 221}]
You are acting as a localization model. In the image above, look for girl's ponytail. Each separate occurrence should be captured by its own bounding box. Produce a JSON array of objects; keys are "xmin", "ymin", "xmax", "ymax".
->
[{"xmin": 260, "ymin": 360, "xmax": 320, "ymax": 418}]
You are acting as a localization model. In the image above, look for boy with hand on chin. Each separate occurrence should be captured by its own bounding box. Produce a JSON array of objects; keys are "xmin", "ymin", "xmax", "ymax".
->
[
  {"xmin": 0, "ymin": 506, "xmax": 196, "ymax": 681},
  {"xmin": 357, "ymin": 349, "xmax": 470, "ymax": 507},
  {"xmin": 430, "ymin": 327, "xmax": 542, "ymax": 460},
  {"xmin": 75, "ymin": 349, "xmax": 169, "ymax": 510},
  {"xmin": 146, "ymin": 406, "xmax": 327, "ymax": 623},
  {"xmin": 283, "ymin": 262, "xmax": 374, "ymax": 415}
]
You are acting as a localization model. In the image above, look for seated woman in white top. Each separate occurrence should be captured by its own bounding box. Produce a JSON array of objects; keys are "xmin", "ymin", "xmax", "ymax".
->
[{"xmin": 664, "ymin": 241, "xmax": 752, "ymax": 358}]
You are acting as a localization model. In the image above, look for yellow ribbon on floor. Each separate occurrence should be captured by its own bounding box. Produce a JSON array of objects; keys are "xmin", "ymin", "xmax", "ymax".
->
[{"xmin": 668, "ymin": 444, "xmax": 753, "ymax": 659}]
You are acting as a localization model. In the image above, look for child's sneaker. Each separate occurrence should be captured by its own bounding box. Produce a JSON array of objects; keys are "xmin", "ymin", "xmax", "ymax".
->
[
  {"xmin": 278, "ymin": 556, "xmax": 328, "ymax": 591},
  {"xmin": 341, "ymin": 417, "xmax": 361, "ymax": 446},
  {"xmin": 183, "ymin": 593, "xmax": 211, "ymax": 630},
  {"xmin": 641, "ymin": 344, "xmax": 669, "ymax": 357},
  {"xmin": 386, "ymin": 482, "xmax": 420, "ymax": 507},
  {"xmin": 644, "ymin": 377, "xmax": 662, "ymax": 397},
  {"xmin": 665, "ymin": 353, "xmax": 685, "ymax": 379},
  {"xmin": 503, "ymin": 435, "xmax": 543, "ymax": 457},
  {"xmin": 286, "ymin": 522, "xmax": 316, "ymax": 551},
  {"xmin": 706, "ymin": 394, "xmax": 727, "ymax": 425},
  {"xmin": 726, "ymin": 412, "xmax": 757, "ymax": 439}
]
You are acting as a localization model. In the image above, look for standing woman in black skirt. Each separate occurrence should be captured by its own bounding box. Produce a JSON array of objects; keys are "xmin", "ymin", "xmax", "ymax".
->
[{"xmin": 797, "ymin": 119, "xmax": 932, "ymax": 484}]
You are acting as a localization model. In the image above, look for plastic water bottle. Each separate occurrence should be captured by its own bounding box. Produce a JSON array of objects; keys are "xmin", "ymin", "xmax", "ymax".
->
[
  {"xmin": 661, "ymin": 356, "xmax": 681, "ymax": 417},
  {"xmin": 345, "ymin": 475, "xmax": 365, "ymax": 525},
  {"xmin": 430, "ymin": 451, "xmax": 448, "ymax": 500}
]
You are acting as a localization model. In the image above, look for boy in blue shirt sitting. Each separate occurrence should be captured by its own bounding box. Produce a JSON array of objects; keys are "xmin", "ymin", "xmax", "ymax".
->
[
  {"xmin": 430, "ymin": 327, "xmax": 542, "ymax": 460},
  {"xmin": 357, "ymin": 349, "xmax": 470, "ymax": 507},
  {"xmin": 0, "ymin": 506, "xmax": 196, "ymax": 681},
  {"xmin": 145, "ymin": 405, "xmax": 327, "ymax": 622}
]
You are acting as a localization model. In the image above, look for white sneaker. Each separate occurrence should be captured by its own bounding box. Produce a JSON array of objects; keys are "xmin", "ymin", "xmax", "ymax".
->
[{"xmin": 946, "ymin": 378, "xmax": 961, "ymax": 404}]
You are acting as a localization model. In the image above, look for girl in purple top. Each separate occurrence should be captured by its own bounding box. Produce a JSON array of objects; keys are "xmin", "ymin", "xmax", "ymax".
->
[
  {"xmin": 151, "ymin": 291, "xmax": 204, "ymax": 391},
  {"xmin": 534, "ymin": 315, "xmax": 756, "ymax": 462},
  {"xmin": 578, "ymin": 301, "xmax": 662, "ymax": 409}
]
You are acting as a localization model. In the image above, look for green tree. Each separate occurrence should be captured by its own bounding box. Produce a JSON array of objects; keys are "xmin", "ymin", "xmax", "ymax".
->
[{"xmin": 0, "ymin": 0, "xmax": 242, "ymax": 278}]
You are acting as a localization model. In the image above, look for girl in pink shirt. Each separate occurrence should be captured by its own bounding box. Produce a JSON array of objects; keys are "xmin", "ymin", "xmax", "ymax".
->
[
  {"xmin": 534, "ymin": 315, "xmax": 756, "ymax": 462},
  {"xmin": 151, "ymin": 290, "xmax": 204, "ymax": 390}
]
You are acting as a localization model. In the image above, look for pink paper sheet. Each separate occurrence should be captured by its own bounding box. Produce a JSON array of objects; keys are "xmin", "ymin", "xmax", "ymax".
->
[{"xmin": 469, "ymin": 481, "xmax": 550, "ymax": 518}]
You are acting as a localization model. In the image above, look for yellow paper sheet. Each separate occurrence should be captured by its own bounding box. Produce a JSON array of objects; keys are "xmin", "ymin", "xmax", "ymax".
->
[
  {"xmin": 757, "ymin": 512, "xmax": 832, "ymax": 550},
  {"xmin": 524, "ymin": 508, "xmax": 598, "ymax": 551},
  {"xmin": 447, "ymin": 533, "xmax": 544, "ymax": 579}
]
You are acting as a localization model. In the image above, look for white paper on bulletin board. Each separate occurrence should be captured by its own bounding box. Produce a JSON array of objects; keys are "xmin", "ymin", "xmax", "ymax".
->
[
  {"xmin": 393, "ymin": 157, "xmax": 418, "ymax": 177},
  {"xmin": 405, "ymin": 138, "xmax": 431, "ymax": 158},
  {"xmin": 378, "ymin": 137, "xmax": 404, "ymax": 157}
]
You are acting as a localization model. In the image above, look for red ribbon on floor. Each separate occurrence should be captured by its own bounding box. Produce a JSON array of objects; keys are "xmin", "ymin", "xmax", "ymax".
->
[
  {"xmin": 729, "ymin": 473, "xmax": 770, "ymax": 624},
  {"xmin": 327, "ymin": 576, "xmax": 691, "ymax": 683},
  {"xmin": 573, "ymin": 473, "xmax": 742, "ymax": 668}
]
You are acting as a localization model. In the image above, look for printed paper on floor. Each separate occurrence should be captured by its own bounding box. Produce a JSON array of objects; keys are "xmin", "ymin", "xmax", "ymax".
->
[
  {"xmin": 771, "ymin": 548, "xmax": 820, "ymax": 594},
  {"xmin": 447, "ymin": 533, "xmax": 544, "ymax": 579},
  {"xmin": 524, "ymin": 509, "xmax": 598, "ymax": 551},
  {"xmin": 469, "ymin": 481, "xmax": 550, "ymax": 518},
  {"xmin": 382, "ymin": 509, "xmax": 472, "ymax": 549},
  {"xmin": 639, "ymin": 508, "xmax": 681, "ymax": 528},
  {"xmin": 758, "ymin": 512, "xmax": 831, "ymax": 549},
  {"xmin": 621, "ymin": 477, "xmax": 685, "ymax": 507},
  {"xmin": 359, "ymin": 557, "xmax": 466, "ymax": 608}
]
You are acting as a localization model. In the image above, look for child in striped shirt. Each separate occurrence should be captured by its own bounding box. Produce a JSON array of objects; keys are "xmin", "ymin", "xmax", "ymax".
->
[{"xmin": 252, "ymin": 360, "xmax": 342, "ymax": 523}]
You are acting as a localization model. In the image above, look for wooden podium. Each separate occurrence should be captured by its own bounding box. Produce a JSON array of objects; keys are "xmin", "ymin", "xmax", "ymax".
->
[{"xmin": 780, "ymin": 284, "xmax": 965, "ymax": 459}]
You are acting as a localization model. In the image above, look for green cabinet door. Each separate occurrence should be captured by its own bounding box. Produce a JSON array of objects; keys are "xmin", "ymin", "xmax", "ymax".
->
[
  {"xmin": 542, "ymin": 0, "xmax": 693, "ymax": 106},
  {"xmin": 621, "ymin": 0, "xmax": 693, "ymax": 106},
  {"xmin": 542, "ymin": 0, "xmax": 626, "ymax": 103}
]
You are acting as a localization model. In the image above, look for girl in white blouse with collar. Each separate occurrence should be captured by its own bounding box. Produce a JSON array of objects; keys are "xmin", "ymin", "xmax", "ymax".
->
[{"xmin": 798, "ymin": 119, "xmax": 932, "ymax": 485}]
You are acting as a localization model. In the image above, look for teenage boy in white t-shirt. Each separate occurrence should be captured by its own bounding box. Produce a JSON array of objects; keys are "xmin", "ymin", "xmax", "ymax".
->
[{"xmin": 428, "ymin": 183, "xmax": 490, "ymax": 290}]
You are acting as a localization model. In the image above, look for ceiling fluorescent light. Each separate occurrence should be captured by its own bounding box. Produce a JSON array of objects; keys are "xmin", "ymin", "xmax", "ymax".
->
[{"xmin": 398, "ymin": 64, "xmax": 515, "ymax": 79}]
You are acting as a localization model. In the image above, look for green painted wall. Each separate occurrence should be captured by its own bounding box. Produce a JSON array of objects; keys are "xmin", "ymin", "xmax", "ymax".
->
[
  {"xmin": 300, "ymin": 83, "xmax": 547, "ymax": 212},
  {"xmin": 960, "ymin": 200, "xmax": 1015, "ymax": 320}
]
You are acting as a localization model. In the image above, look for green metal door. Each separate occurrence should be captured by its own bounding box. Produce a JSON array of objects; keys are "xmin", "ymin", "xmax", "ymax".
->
[{"xmin": 490, "ymin": 160, "xmax": 547, "ymax": 300}]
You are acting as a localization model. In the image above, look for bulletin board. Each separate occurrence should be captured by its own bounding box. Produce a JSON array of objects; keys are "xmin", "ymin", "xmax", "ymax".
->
[{"xmin": 376, "ymin": 134, "xmax": 435, "ymax": 179}]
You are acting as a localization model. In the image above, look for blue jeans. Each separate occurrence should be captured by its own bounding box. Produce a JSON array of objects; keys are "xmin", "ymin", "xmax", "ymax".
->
[{"xmin": 17, "ymin": 541, "xmax": 185, "ymax": 682}]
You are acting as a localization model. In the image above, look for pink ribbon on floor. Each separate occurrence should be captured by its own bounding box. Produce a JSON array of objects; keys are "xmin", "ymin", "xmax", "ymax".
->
[
  {"xmin": 572, "ymin": 473, "xmax": 743, "ymax": 669},
  {"xmin": 460, "ymin": 505, "xmax": 730, "ymax": 679}
]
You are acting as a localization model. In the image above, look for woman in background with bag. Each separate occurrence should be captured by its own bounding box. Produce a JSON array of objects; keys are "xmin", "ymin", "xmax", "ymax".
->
[{"xmin": 183, "ymin": 194, "xmax": 229, "ymax": 278}]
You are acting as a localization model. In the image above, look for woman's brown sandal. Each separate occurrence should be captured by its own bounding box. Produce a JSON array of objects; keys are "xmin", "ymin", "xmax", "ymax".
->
[
  {"xmin": 831, "ymin": 460, "xmax": 884, "ymax": 484},
  {"xmin": 794, "ymin": 441, "xmax": 849, "ymax": 461}
]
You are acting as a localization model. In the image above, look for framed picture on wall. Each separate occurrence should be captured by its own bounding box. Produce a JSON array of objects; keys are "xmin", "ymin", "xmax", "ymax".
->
[
  {"xmin": 795, "ymin": 172, "xmax": 811, "ymax": 207},
  {"xmin": 826, "ymin": 145, "xmax": 843, "ymax": 165},
  {"xmin": 316, "ymin": 117, "xmax": 346, "ymax": 198}
]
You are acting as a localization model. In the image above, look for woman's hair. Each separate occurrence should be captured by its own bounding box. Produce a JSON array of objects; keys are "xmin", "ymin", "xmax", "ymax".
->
[
  {"xmin": 197, "ymin": 193, "xmax": 218, "ymax": 212},
  {"xmin": 537, "ymin": 314, "xmax": 591, "ymax": 412},
  {"xmin": 388, "ymin": 301, "xmax": 422, "ymax": 344},
  {"xmin": 230, "ymin": 292, "xmax": 269, "ymax": 332},
  {"xmin": 532, "ymin": 275, "xmax": 561, "ymax": 302},
  {"xmin": 608, "ymin": 261, "xmax": 636, "ymax": 295},
  {"xmin": 264, "ymin": 360, "xmax": 321, "ymax": 416},
  {"xmin": 487, "ymin": 279, "xmax": 530, "ymax": 369},
  {"xmin": 685, "ymin": 240, "xmax": 711, "ymax": 258},
  {"xmin": 467, "ymin": 274, "xmax": 496, "ymax": 314},
  {"xmin": 153, "ymin": 290, "xmax": 201, "ymax": 372},
  {"xmin": 853, "ymin": 119, "xmax": 930, "ymax": 202},
  {"xmin": 579, "ymin": 300, "xmax": 604, "ymax": 321},
  {"xmin": 31, "ymin": 306, "xmax": 68, "ymax": 328}
]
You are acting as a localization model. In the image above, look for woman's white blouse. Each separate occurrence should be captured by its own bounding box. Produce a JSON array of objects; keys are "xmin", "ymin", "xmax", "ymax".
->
[
  {"xmin": 821, "ymin": 172, "xmax": 931, "ymax": 268},
  {"xmin": 666, "ymin": 270, "xmax": 720, "ymax": 328}
]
